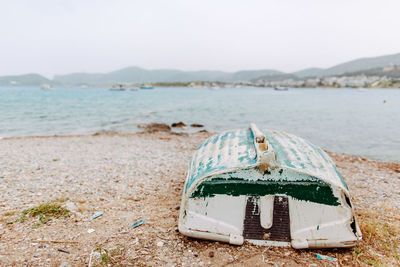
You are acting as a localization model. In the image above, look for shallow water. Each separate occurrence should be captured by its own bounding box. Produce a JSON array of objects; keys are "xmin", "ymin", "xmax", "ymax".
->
[{"xmin": 1, "ymin": 86, "xmax": 399, "ymax": 161}]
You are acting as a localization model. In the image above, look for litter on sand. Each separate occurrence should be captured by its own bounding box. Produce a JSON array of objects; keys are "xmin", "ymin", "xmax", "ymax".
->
[
  {"xmin": 130, "ymin": 218, "xmax": 147, "ymax": 229},
  {"xmin": 57, "ymin": 248, "xmax": 70, "ymax": 254},
  {"xmin": 87, "ymin": 228, "xmax": 95, "ymax": 234},
  {"xmin": 102, "ymin": 235, "xmax": 129, "ymax": 239},
  {"xmin": 316, "ymin": 253, "xmax": 337, "ymax": 261},
  {"xmin": 90, "ymin": 211, "xmax": 104, "ymax": 220}
]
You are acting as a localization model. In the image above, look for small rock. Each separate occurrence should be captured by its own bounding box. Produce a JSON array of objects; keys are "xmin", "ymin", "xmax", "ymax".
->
[
  {"xmin": 190, "ymin": 123, "xmax": 204, "ymax": 128},
  {"xmin": 92, "ymin": 251, "xmax": 101, "ymax": 259},
  {"xmin": 65, "ymin": 201, "xmax": 78, "ymax": 212},
  {"xmin": 138, "ymin": 123, "xmax": 171, "ymax": 133},
  {"xmin": 209, "ymin": 251, "xmax": 215, "ymax": 257},
  {"xmin": 171, "ymin": 122, "xmax": 186, "ymax": 128},
  {"xmin": 156, "ymin": 241, "xmax": 164, "ymax": 247},
  {"xmin": 174, "ymin": 205, "xmax": 180, "ymax": 210}
]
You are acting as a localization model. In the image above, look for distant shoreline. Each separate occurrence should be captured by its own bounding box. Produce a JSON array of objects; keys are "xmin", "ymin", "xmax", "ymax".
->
[
  {"xmin": 1, "ymin": 83, "xmax": 400, "ymax": 89},
  {"xmin": 2, "ymin": 130, "xmax": 399, "ymax": 163}
]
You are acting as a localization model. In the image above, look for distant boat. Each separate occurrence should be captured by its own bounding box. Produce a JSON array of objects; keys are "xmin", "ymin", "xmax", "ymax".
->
[
  {"xmin": 140, "ymin": 85, "xmax": 154, "ymax": 90},
  {"xmin": 274, "ymin": 87, "xmax": 289, "ymax": 91},
  {"xmin": 110, "ymin": 84, "xmax": 127, "ymax": 91},
  {"xmin": 210, "ymin": 86, "xmax": 220, "ymax": 91},
  {"xmin": 130, "ymin": 87, "xmax": 139, "ymax": 91},
  {"xmin": 40, "ymin": 84, "xmax": 54, "ymax": 90}
]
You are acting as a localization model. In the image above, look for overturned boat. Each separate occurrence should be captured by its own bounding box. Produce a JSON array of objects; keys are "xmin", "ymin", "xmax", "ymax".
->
[{"xmin": 179, "ymin": 124, "xmax": 361, "ymax": 248}]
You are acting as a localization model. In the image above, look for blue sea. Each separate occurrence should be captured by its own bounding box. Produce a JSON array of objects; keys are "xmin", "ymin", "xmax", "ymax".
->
[{"xmin": 1, "ymin": 86, "xmax": 399, "ymax": 162}]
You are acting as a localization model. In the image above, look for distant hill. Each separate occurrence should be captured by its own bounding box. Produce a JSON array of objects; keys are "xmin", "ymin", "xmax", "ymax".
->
[
  {"xmin": 2, "ymin": 52, "xmax": 400, "ymax": 86},
  {"xmin": 321, "ymin": 53, "xmax": 400, "ymax": 76},
  {"xmin": 0, "ymin": 73, "xmax": 51, "ymax": 86},
  {"xmin": 53, "ymin": 67, "xmax": 284, "ymax": 85},
  {"xmin": 292, "ymin": 68, "xmax": 324, "ymax": 78},
  {"xmin": 229, "ymin": 69, "xmax": 284, "ymax": 81},
  {"xmin": 292, "ymin": 52, "xmax": 400, "ymax": 78},
  {"xmin": 252, "ymin": 73, "xmax": 298, "ymax": 82},
  {"xmin": 337, "ymin": 65, "xmax": 400, "ymax": 78}
]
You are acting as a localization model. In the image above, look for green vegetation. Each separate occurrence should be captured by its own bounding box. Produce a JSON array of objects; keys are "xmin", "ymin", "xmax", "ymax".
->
[
  {"xmin": 101, "ymin": 253, "xmax": 110, "ymax": 264},
  {"xmin": 19, "ymin": 201, "xmax": 70, "ymax": 226},
  {"xmin": 0, "ymin": 73, "xmax": 51, "ymax": 86},
  {"xmin": 3, "ymin": 211, "xmax": 17, "ymax": 216},
  {"xmin": 94, "ymin": 246, "xmax": 132, "ymax": 266}
]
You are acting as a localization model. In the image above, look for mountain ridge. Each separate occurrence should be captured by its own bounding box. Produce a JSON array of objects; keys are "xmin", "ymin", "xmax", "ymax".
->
[
  {"xmin": 52, "ymin": 67, "xmax": 283, "ymax": 84},
  {"xmin": 1, "ymin": 52, "xmax": 400, "ymax": 85},
  {"xmin": 0, "ymin": 73, "xmax": 51, "ymax": 86}
]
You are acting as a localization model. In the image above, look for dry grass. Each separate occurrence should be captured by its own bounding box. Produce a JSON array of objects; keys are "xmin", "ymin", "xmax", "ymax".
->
[
  {"xmin": 352, "ymin": 208, "xmax": 400, "ymax": 266},
  {"xmin": 53, "ymin": 197, "xmax": 69, "ymax": 203},
  {"xmin": 93, "ymin": 244, "xmax": 135, "ymax": 266},
  {"xmin": 3, "ymin": 211, "xmax": 17, "ymax": 216}
]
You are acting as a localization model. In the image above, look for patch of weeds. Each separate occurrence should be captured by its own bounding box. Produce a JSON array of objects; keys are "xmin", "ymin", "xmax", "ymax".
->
[
  {"xmin": 16, "ymin": 216, "xmax": 26, "ymax": 223},
  {"xmin": 356, "ymin": 209, "xmax": 400, "ymax": 266},
  {"xmin": 101, "ymin": 253, "xmax": 110, "ymax": 264},
  {"xmin": 19, "ymin": 201, "xmax": 70, "ymax": 226},
  {"xmin": 362, "ymin": 258, "xmax": 380, "ymax": 266},
  {"xmin": 3, "ymin": 211, "xmax": 17, "ymax": 216},
  {"xmin": 353, "ymin": 248, "xmax": 362, "ymax": 255},
  {"xmin": 1, "ymin": 211, "xmax": 18, "ymax": 225},
  {"xmin": 94, "ymin": 245, "xmax": 128, "ymax": 266}
]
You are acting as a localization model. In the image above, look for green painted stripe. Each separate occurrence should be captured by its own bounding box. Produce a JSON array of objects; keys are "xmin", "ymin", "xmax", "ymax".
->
[{"xmin": 190, "ymin": 178, "xmax": 340, "ymax": 206}]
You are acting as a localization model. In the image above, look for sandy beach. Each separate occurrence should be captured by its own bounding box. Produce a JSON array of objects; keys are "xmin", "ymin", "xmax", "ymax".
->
[{"xmin": 0, "ymin": 131, "xmax": 399, "ymax": 266}]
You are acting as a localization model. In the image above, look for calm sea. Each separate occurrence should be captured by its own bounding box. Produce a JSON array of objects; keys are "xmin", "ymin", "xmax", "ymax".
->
[{"xmin": 1, "ymin": 86, "xmax": 399, "ymax": 162}]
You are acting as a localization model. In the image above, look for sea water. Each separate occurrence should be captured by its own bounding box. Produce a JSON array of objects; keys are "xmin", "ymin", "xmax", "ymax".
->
[{"xmin": 0, "ymin": 86, "xmax": 399, "ymax": 162}]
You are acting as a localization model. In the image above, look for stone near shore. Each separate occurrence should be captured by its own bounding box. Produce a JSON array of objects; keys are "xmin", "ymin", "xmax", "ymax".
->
[
  {"xmin": 138, "ymin": 123, "xmax": 171, "ymax": 133},
  {"xmin": 171, "ymin": 122, "xmax": 187, "ymax": 128}
]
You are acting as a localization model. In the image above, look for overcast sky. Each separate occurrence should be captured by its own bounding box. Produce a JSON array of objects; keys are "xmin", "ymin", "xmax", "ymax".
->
[{"xmin": 1, "ymin": 0, "xmax": 400, "ymax": 78}]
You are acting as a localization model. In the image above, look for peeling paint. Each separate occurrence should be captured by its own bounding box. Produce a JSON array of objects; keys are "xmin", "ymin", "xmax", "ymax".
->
[
  {"xmin": 179, "ymin": 124, "xmax": 361, "ymax": 248},
  {"xmin": 191, "ymin": 178, "xmax": 340, "ymax": 206}
]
